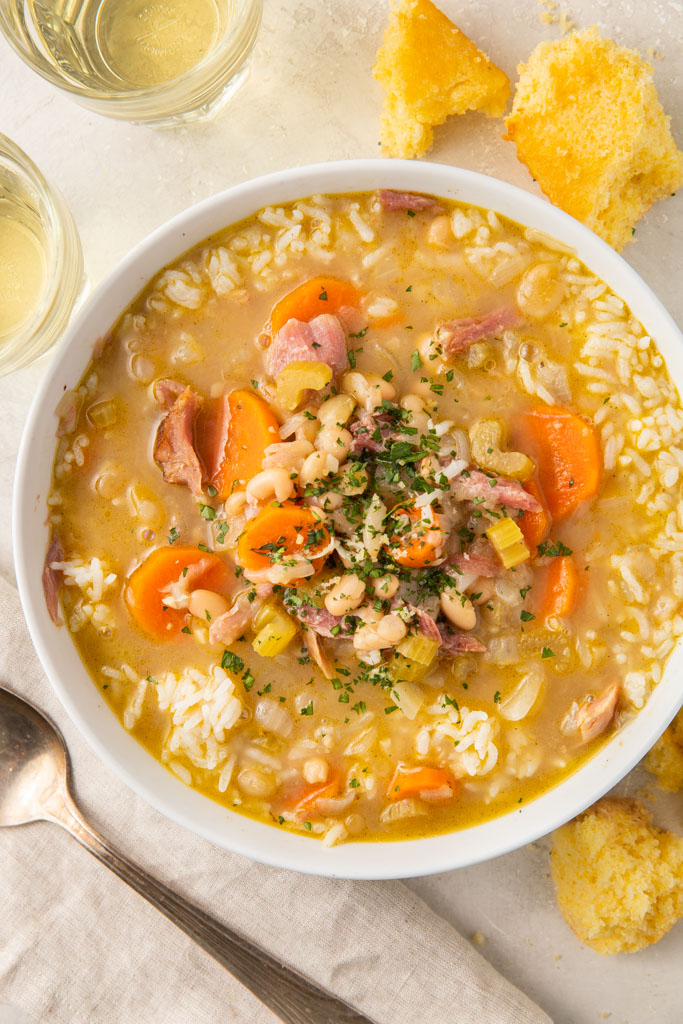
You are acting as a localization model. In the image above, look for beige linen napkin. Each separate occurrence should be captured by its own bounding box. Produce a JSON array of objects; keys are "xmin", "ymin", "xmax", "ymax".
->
[{"xmin": 0, "ymin": 573, "xmax": 550, "ymax": 1024}]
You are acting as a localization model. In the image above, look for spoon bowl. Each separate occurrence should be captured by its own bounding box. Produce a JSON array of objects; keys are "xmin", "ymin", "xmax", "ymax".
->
[
  {"xmin": 0, "ymin": 686, "xmax": 68, "ymax": 827},
  {"xmin": 0, "ymin": 683, "xmax": 372, "ymax": 1024}
]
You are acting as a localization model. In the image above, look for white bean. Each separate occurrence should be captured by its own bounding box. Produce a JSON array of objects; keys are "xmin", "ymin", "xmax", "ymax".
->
[
  {"xmin": 400, "ymin": 394, "xmax": 430, "ymax": 433},
  {"xmin": 325, "ymin": 573, "xmax": 366, "ymax": 616},
  {"xmin": 427, "ymin": 214, "xmax": 453, "ymax": 248},
  {"xmin": 237, "ymin": 766, "xmax": 277, "ymax": 798},
  {"xmin": 342, "ymin": 371, "xmax": 396, "ymax": 411},
  {"xmin": 224, "ymin": 490, "xmax": 247, "ymax": 516},
  {"xmin": 262, "ymin": 439, "xmax": 314, "ymax": 471},
  {"xmin": 188, "ymin": 589, "xmax": 230, "ymax": 622},
  {"xmin": 300, "ymin": 450, "xmax": 339, "ymax": 488},
  {"xmin": 246, "ymin": 467, "xmax": 295, "ymax": 503},
  {"xmin": 317, "ymin": 394, "xmax": 356, "ymax": 428},
  {"xmin": 371, "ymin": 573, "xmax": 399, "ymax": 600},
  {"xmin": 337, "ymin": 462, "xmax": 368, "ymax": 495},
  {"xmin": 440, "ymin": 588, "xmax": 477, "ymax": 630},
  {"xmin": 353, "ymin": 613, "xmax": 407, "ymax": 651},
  {"xmin": 315, "ymin": 425, "xmax": 352, "ymax": 462}
]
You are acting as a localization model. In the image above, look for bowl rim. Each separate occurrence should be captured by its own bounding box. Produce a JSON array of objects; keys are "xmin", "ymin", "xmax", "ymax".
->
[{"xmin": 13, "ymin": 158, "xmax": 683, "ymax": 879}]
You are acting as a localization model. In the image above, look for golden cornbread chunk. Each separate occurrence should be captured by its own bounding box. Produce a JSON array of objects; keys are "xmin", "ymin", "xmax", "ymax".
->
[
  {"xmin": 645, "ymin": 709, "xmax": 683, "ymax": 792},
  {"xmin": 504, "ymin": 27, "xmax": 683, "ymax": 251},
  {"xmin": 551, "ymin": 798, "xmax": 683, "ymax": 954},
  {"xmin": 373, "ymin": 0, "xmax": 510, "ymax": 159}
]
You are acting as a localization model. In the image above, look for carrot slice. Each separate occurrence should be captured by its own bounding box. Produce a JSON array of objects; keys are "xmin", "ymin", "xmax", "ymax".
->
[
  {"xmin": 281, "ymin": 772, "xmax": 341, "ymax": 818},
  {"xmin": 126, "ymin": 546, "xmax": 231, "ymax": 638},
  {"xmin": 237, "ymin": 502, "xmax": 330, "ymax": 573},
  {"xmin": 387, "ymin": 764, "xmax": 459, "ymax": 801},
  {"xmin": 385, "ymin": 500, "xmax": 445, "ymax": 568},
  {"xmin": 209, "ymin": 390, "xmax": 281, "ymax": 500},
  {"xmin": 516, "ymin": 406, "xmax": 601, "ymax": 521},
  {"xmin": 538, "ymin": 555, "xmax": 579, "ymax": 621},
  {"xmin": 518, "ymin": 477, "xmax": 551, "ymax": 550},
  {"xmin": 269, "ymin": 277, "xmax": 361, "ymax": 334}
]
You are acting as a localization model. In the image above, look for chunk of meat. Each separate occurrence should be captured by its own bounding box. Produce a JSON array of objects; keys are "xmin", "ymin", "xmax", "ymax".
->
[
  {"xmin": 153, "ymin": 386, "xmax": 204, "ymax": 497},
  {"xmin": 348, "ymin": 410, "xmax": 399, "ymax": 456},
  {"xmin": 208, "ymin": 584, "xmax": 273, "ymax": 646},
  {"xmin": 266, "ymin": 314, "xmax": 347, "ymax": 378},
  {"xmin": 437, "ymin": 626, "xmax": 487, "ymax": 655},
  {"xmin": 448, "ymin": 550, "xmax": 501, "ymax": 578},
  {"xmin": 405, "ymin": 604, "xmax": 442, "ymax": 644},
  {"xmin": 577, "ymin": 682, "xmax": 620, "ymax": 743},
  {"xmin": 304, "ymin": 629, "xmax": 333, "ymax": 679},
  {"xmin": 376, "ymin": 190, "xmax": 443, "ymax": 212},
  {"xmin": 290, "ymin": 603, "xmax": 354, "ymax": 638},
  {"xmin": 159, "ymin": 557, "xmax": 219, "ymax": 608},
  {"xmin": 451, "ymin": 468, "xmax": 541, "ymax": 512},
  {"xmin": 436, "ymin": 308, "xmax": 521, "ymax": 356},
  {"xmin": 153, "ymin": 378, "xmax": 186, "ymax": 410},
  {"xmin": 42, "ymin": 534, "xmax": 64, "ymax": 625}
]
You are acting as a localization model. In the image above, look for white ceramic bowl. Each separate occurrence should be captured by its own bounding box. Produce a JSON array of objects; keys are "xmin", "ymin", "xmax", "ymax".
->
[{"xmin": 14, "ymin": 160, "xmax": 683, "ymax": 879}]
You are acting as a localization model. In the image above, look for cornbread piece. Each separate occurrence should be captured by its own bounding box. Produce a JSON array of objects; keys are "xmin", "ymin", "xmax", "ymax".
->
[
  {"xmin": 551, "ymin": 798, "xmax": 683, "ymax": 954},
  {"xmin": 373, "ymin": 0, "xmax": 510, "ymax": 159},
  {"xmin": 504, "ymin": 27, "xmax": 683, "ymax": 251},
  {"xmin": 645, "ymin": 709, "xmax": 683, "ymax": 792}
]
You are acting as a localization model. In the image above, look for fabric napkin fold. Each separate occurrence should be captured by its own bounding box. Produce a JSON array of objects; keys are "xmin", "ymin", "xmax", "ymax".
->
[{"xmin": 0, "ymin": 572, "xmax": 550, "ymax": 1024}]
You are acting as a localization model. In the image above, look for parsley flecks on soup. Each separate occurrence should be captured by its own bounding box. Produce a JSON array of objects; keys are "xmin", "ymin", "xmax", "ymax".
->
[{"xmin": 44, "ymin": 191, "xmax": 683, "ymax": 845}]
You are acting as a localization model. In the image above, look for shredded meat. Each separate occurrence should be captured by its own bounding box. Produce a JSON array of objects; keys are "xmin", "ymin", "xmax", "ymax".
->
[
  {"xmin": 577, "ymin": 682, "xmax": 620, "ymax": 742},
  {"xmin": 348, "ymin": 410, "xmax": 398, "ymax": 456},
  {"xmin": 304, "ymin": 630, "xmax": 333, "ymax": 679},
  {"xmin": 448, "ymin": 550, "xmax": 502, "ymax": 578},
  {"xmin": 376, "ymin": 189, "xmax": 443, "ymax": 212},
  {"xmin": 153, "ymin": 385, "xmax": 204, "ymax": 497},
  {"xmin": 436, "ymin": 307, "xmax": 521, "ymax": 356},
  {"xmin": 208, "ymin": 584, "xmax": 272, "ymax": 646},
  {"xmin": 437, "ymin": 627, "xmax": 487, "ymax": 655},
  {"xmin": 405, "ymin": 604, "xmax": 442, "ymax": 644},
  {"xmin": 266, "ymin": 314, "xmax": 347, "ymax": 378},
  {"xmin": 153, "ymin": 378, "xmax": 187, "ymax": 410},
  {"xmin": 291, "ymin": 604, "xmax": 354, "ymax": 638},
  {"xmin": 42, "ymin": 534, "xmax": 64, "ymax": 625},
  {"xmin": 451, "ymin": 468, "xmax": 541, "ymax": 512}
]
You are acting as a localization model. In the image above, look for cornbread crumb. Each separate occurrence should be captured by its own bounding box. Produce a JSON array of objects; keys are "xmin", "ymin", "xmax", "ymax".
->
[
  {"xmin": 471, "ymin": 930, "xmax": 487, "ymax": 946},
  {"xmin": 645, "ymin": 709, "xmax": 683, "ymax": 792},
  {"xmin": 551, "ymin": 798, "xmax": 683, "ymax": 954},
  {"xmin": 504, "ymin": 27, "xmax": 683, "ymax": 251},
  {"xmin": 373, "ymin": 0, "xmax": 510, "ymax": 159}
]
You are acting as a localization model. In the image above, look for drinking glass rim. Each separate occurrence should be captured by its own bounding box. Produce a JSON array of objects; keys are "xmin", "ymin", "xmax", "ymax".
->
[{"xmin": 0, "ymin": 0, "xmax": 262, "ymax": 105}]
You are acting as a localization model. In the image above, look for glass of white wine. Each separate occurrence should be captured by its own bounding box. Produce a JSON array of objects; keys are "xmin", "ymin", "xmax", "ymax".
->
[
  {"xmin": 0, "ymin": 135, "xmax": 84, "ymax": 376},
  {"xmin": 0, "ymin": 0, "xmax": 262, "ymax": 126}
]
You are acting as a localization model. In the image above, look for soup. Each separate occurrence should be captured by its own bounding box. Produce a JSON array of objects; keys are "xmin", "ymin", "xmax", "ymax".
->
[{"xmin": 43, "ymin": 189, "xmax": 683, "ymax": 846}]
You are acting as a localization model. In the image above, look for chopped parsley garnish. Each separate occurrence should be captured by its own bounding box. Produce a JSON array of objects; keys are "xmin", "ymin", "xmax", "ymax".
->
[
  {"xmin": 493, "ymin": 691, "xmax": 501, "ymax": 703},
  {"xmin": 520, "ymin": 610, "xmax": 535, "ymax": 622},
  {"xmin": 304, "ymin": 821, "xmax": 312, "ymax": 830},
  {"xmin": 541, "ymin": 647, "xmax": 555, "ymax": 659},
  {"xmin": 519, "ymin": 586, "xmax": 531, "ymax": 599},
  {"xmin": 198, "ymin": 543, "xmax": 212, "ymax": 553},
  {"xmin": 319, "ymin": 289, "xmax": 328, "ymax": 300},
  {"xmin": 410, "ymin": 349, "xmax": 422, "ymax": 371},
  {"xmin": 349, "ymin": 327, "xmax": 368, "ymax": 339},
  {"xmin": 146, "ymin": 676, "xmax": 159, "ymax": 685},
  {"xmin": 300, "ymin": 700, "xmax": 314, "ymax": 716},
  {"xmin": 406, "ymin": 209, "xmax": 416, "ymax": 217},
  {"xmin": 181, "ymin": 626, "xmax": 191, "ymax": 634},
  {"xmin": 221, "ymin": 650, "xmax": 244, "ymax": 674},
  {"xmin": 405, "ymin": 284, "xmax": 413, "ymax": 292},
  {"xmin": 167, "ymin": 526, "xmax": 180, "ymax": 544},
  {"xmin": 242, "ymin": 669, "xmax": 255, "ymax": 691},
  {"xmin": 537, "ymin": 540, "xmax": 573, "ymax": 557},
  {"xmin": 350, "ymin": 778, "xmax": 360, "ymax": 788},
  {"xmin": 382, "ymin": 369, "xmax": 394, "ymax": 382},
  {"xmin": 199, "ymin": 504, "xmax": 216, "ymax": 521}
]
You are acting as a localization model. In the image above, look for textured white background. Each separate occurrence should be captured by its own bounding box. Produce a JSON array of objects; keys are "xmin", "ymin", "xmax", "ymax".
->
[{"xmin": 1, "ymin": 0, "xmax": 682, "ymax": 1021}]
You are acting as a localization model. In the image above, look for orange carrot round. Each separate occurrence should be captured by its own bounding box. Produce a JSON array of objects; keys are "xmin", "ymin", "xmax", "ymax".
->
[
  {"xmin": 387, "ymin": 764, "xmax": 459, "ymax": 801},
  {"xmin": 126, "ymin": 546, "xmax": 231, "ymax": 638},
  {"xmin": 237, "ymin": 502, "xmax": 330, "ymax": 573},
  {"xmin": 538, "ymin": 555, "xmax": 579, "ymax": 621},
  {"xmin": 385, "ymin": 500, "xmax": 445, "ymax": 568},
  {"xmin": 215, "ymin": 390, "xmax": 281, "ymax": 500},
  {"xmin": 517, "ymin": 406, "xmax": 600, "ymax": 521},
  {"xmin": 269, "ymin": 276, "xmax": 361, "ymax": 334},
  {"xmin": 281, "ymin": 771, "xmax": 341, "ymax": 819},
  {"xmin": 518, "ymin": 477, "xmax": 551, "ymax": 550}
]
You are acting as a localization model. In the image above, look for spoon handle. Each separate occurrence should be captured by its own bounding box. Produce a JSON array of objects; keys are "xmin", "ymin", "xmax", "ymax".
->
[{"xmin": 49, "ymin": 791, "xmax": 375, "ymax": 1024}]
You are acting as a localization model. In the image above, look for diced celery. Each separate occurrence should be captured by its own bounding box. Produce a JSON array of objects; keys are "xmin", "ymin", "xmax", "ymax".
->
[
  {"xmin": 389, "ymin": 653, "xmax": 427, "ymax": 683},
  {"xmin": 275, "ymin": 360, "xmax": 332, "ymax": 411},
  {"xmin": 253, "ymin": 599, "xmax": 281, "ymax": 632},
  {"xmin": 252, "ymin": 613, "xmax": 297, "ymax": 657},
  {"xmin": 390, "ymin": 681, "xmax": 424, "ymax": 720},
  {"xmin": 486, "ymin": 517, "xmax": 530, "ymax": 569},
  {"xmin": 397, "ymin": 634, "xmax": 439, "ymax": 667}
]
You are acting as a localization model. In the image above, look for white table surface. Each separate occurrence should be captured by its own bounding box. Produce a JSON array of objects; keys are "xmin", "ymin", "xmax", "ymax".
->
[{"xmin": 1, "ymin": 1, "xmax": 682, "ymax": 1022}]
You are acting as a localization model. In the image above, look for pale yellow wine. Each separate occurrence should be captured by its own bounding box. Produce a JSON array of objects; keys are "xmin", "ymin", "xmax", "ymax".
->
[{"xmin": 0, "ymin": 201, "xmax": 47, "ymax": 339}]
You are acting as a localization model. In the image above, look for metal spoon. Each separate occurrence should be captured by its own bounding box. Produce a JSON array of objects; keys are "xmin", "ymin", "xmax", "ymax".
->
[{"xmin": 0, "ymin": 685, "xmax": 374, "ymax": 1024}]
